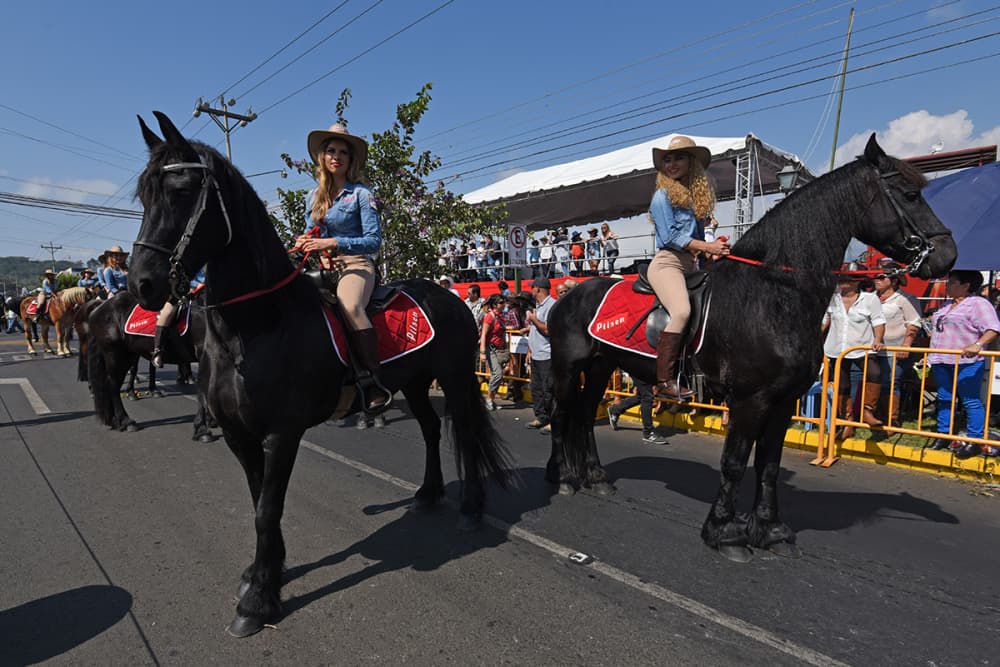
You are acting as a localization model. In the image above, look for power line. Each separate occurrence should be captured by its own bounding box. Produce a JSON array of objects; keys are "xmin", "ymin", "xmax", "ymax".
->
[
  {"xmin": 432, "ymin": 35, "xmax": 1000, "ymax": 186},
  {"xmin": 438, "ymin": 9, "xmax": 999, "ymax": 172},
  {"xmin": 0, "ymin": 175, "xmax": 123, "ymax": 198},
  {"xmin": 0, "ymin": 191, "xmax": 142, "ymax": 219},
  {"xmin": 256, "ymin": 0, "xmax": 460, "ymax": 116},
  {"xmin": 0, "ymin": 127, "xmax": 140, "ymax": 173},
  {"xmin": 220, "ymin": 1, "xmax": 352, "ymax": 98},
  {"xmin": 0, "ymin": 103, "xmax": 141, "ymax": 161}
]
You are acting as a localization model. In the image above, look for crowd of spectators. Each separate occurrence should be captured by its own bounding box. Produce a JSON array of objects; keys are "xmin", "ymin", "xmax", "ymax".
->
[{"xmin": 438, "ymin": 224, "xmax": 623, "ymax": 282}]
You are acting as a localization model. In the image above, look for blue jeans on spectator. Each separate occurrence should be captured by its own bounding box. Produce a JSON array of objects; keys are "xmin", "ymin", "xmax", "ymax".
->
[
  {"xmin": 6, "ymin": 316, "xmax": 24, "ymax": 333},
  {"xmin": 605, "ymin": 249, "xmax": 619, "ymax": 274},
  {"xmin": 932, "ymin": 360, "xmax": 986, "ymax": 438},
  {"xmin": 877, "ymin": 353, "xmax": 914, "ymax": 407}
]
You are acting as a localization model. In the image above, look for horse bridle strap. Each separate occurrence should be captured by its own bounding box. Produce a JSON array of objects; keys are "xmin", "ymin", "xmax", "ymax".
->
[
  {"xmin": 876, "ymin": 168, "xmax": 949, "ymax": 277},
  {"xmin": 132, "ymin": 158, "xmax": 233, "ymax": 300}
]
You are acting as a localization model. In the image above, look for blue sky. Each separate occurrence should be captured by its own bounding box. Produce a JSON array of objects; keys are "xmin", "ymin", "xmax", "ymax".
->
[{"xmin": 1, "ymin": 0, "xmax": 998, "ymax": 265}]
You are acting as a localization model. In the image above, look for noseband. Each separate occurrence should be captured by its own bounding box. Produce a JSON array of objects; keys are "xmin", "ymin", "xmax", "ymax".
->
[
  {"xmin": 875, "ymin": 167, "xmax": 946, "ymax": 277},
  {"xmin": 133, "ymin": 158, "xmax": 233, "ymax": 301}
]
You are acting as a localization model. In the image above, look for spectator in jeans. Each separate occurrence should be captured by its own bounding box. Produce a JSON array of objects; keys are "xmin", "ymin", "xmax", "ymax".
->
[
  {"xmin": 525, "ymin": 277, "xmax": 555, "ymax": 430},
  {"xmin": 479, "ymin": 295, "xmax": 510, "ymax": 411},
  {"xmin": 607, "ymin": 375, "xmax": 669, "ymax": 445},
  {"xmin": 601, "ymin": 223, "xmax": 619, "ymax": 274},
  {"xmin": 925, "ymin": 270, "xmax": 1000, "ymax": 458}
]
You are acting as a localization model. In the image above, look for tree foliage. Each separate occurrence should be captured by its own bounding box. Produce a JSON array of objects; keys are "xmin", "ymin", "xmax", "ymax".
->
[{"xmin": 272, "ymin": 84, "xmax": 506, "ymax": 279}]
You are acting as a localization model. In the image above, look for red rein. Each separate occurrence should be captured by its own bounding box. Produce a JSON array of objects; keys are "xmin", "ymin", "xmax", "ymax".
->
[{"xmin": 216, "ymin": 226, "xmax": 328, "ymax": 307}]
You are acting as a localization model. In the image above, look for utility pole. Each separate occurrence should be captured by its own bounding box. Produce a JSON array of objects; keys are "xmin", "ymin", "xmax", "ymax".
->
[
  {"xmin": 193, "ymin": 96, "xmax": 257, "ymax": 162},
  {"xmin": 40, "ymin": 242, "xmax": 62, "ymax": 269},
  {"xmin": 829, "ymin": 8, "xmax": 855, "ymax": 173}
]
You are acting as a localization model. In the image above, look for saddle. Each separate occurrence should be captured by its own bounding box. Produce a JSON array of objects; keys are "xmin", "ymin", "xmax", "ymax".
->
[
  {"xmin": 632, "ymin": 264, "xmax": 712, "ymax": 356},
  {"xmin": 304, "ymin": 269, "xmax": 399, "ymax": 312}
]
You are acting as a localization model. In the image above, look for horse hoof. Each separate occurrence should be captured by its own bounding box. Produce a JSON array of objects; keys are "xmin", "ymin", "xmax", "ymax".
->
[
  {"xmin": 590, "ymin": 481, "xmax": 616, "ymax": 496},
  {"xmin": 455, "ymin": 514, "xmax": 481, "ymax": 532},
  {"xmin": 151, "ymin": 390, "xmax": 164, "ymax": 398},
  {"xmin": 197, "ymin": 433, "xmax": 218, "ymax": 443},
  {"xmin": 718, "ymin": 545, "xmax": 754, "ymax": 563},
  {"xmin": 226, "ymin": 614, "xmax": 265, "ymax": 638},
  {"xmin": 28, "ymin": 351, "xmax": 37, "ymax": 356},
  {"xmin": 768, "ymin": 541, "xmax": 802, "ymax": 558},
  {"xmin": 411, "ymin": 494, "xmax": 442, "ymax": 513},
  {"xmin": 236, "ymin": 579, "xmax": 251, "ymax": 601},
  {"xmin": 127, "ymin": 394, "xmax": 137, "ymax": 402},
  {"xmin": 558, "ymin": 482, "xmax": 576, "ymax": 496},
  {"xmin": 125, "ymin": 423, "xmax": 141, "ymax": 433}
]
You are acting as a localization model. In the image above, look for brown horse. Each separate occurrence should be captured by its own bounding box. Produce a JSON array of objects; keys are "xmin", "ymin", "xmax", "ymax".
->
[{"xmin": 20, "ymin": 286, "xmax": 93, "ymax": 356}]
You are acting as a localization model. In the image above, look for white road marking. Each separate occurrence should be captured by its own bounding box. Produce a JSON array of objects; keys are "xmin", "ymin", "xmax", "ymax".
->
[
  {"xmin": 299, "ymin": 439, "xmax": 848, "ymax": 667},
  {"xmin": 0, "ymin": 378, "xmax": 51, "ymax": 414}
]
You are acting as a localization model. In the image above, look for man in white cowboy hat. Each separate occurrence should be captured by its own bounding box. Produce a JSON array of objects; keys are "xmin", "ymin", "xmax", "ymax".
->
[
  {"xmin": 438, "ymin": 275, "xmax": 460, "ymax": 297},
  {"xmin": 35, "ymin": 268, "xmax": 58, "ymax": 323},
  {"xmin": 293, "ymin": 121, "xmax": 392, "ymax": 415}
]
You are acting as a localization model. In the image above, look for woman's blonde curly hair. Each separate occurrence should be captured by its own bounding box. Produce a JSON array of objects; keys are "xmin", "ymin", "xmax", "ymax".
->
[
  {"xmin": 654, "ymin": 158, "xmax": 716, "ymax": 220},
  {"xmin": 310, "ymin": 138, "xmax": 365, "ymax": 223}
]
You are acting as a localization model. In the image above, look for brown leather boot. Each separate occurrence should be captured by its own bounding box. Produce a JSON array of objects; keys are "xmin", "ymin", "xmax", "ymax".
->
[
  {"xmin": 888, "ymin": 394, "xmax": 900, "ymax": 427},
  {"xmin": 347, "ymin": 328, "xmax": 392, "ymax": 415},
  {"xmin": 861, "ymin": 383, "xmax": 883, "ymax": 427},
  {"xmin": 653, "ymin": 331, "xmax": 694, "ymax": 400},
  {"xmin": 835, "ymin": 394, "xmax": 855, "ymax": 441}
]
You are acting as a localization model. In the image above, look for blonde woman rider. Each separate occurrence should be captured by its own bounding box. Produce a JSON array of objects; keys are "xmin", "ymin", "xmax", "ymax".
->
[
  {"xmin": 646, "ymin": 136, "xmax": 730, "ymax": 399},
  {"xmin": 292, "ymin": 122, "xmax": 391, "ymax": 415}
]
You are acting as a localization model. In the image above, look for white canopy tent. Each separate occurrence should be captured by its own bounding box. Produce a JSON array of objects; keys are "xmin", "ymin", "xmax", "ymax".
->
[{"xmin": 463, "ymin": 133, "xmax": 815, "ymax": 236}]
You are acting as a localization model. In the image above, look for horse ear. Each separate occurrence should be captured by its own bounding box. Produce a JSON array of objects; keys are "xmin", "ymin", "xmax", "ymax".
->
[
  {"xmin": 138, "ymin": 115, "xmax": 163, "ymax": 150},
  {"xmin": 863, "ymin": 133, "xmax": 886, "ymax": 165},
  {"xmin": 152, "ymin": 110, "xmax": 199, "ymax": 159}
]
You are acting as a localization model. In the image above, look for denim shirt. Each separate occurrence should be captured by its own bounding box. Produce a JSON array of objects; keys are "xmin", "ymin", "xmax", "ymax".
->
[
  {"xmin": 650, "ymin": 189, "xmax": 705, "ymax": 252},
  {"xmin": 77, "ymin": 278, "xmax": 97, "ymax": 289},
  {"xmin": 41, "ymin": 278, "xmax": 55, "ymax": 295},
  {"xmin": 305, "ymin": 182, "xmax": 382, "ymax": 257},
  {"xmin": 104, "ymin": 267, "xmax": 128, "ymax": 294}
]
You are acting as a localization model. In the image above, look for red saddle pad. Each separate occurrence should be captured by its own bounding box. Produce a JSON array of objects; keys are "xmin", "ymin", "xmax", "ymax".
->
[
  {"xmin": 322, "ymin": 290, "xmax": 435, "ymax": 365},
  {"xmin": 587, "ymin": 280, "xmax": 657, "ymax": 358},
  {"xmin": 124, "ymin": 305, "xmax": 190, "ymax": 337},
  {"xmin": 25, "ymin": 302, "xmax": 39, "ymax": 316}
]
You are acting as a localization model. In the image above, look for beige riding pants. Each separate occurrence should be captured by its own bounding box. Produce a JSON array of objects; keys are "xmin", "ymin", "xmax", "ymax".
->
[
  {"xmin": 156, "ymin": 300, "xmax": 175, "ymax": 327},
  {"xmin": 647, "ymin": 248, "xmax": 696, "ymax": 334},
  {"xmin": 329, "ymin": 254, "xmax": 376, "ymax": 331}
]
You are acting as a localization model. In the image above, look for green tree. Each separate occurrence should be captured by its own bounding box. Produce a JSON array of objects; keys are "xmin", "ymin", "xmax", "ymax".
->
[{"xmin": 273, "ymin": 84, "xmax": 506, "ymax": 279}]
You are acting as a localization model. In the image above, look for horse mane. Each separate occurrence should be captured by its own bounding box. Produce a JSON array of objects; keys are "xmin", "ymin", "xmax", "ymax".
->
[{"xmin": 61, "ymin": 286, "xmax": 89, "ymax": 304}]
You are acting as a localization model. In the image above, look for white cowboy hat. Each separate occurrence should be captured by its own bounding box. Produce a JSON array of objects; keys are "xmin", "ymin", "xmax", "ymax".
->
[
  {"xmin": 307, "ymin": 123, "xmax": 369, "ymax": 169},
  {"xmin": 437, "ymin": 275, "xmax": 454, "ymax": 287},
  {"xmin": 652, "ymin": 135, "xmax": 712, "ymax": 170}
]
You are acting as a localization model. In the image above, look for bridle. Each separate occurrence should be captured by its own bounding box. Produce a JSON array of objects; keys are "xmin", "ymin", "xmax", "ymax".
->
[
  {"xmin": 133, "ymin": 157, "xmax": 233, "ymax": 301},
  {"xmin": 874, "ymin": 166, "xmax": 946, "ymax": 278}
]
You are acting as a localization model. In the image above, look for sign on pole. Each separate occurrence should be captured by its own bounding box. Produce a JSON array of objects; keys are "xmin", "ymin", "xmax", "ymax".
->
[{"xmin": 508, "ymin": 224, "xmax": 527, "ymax": 267}]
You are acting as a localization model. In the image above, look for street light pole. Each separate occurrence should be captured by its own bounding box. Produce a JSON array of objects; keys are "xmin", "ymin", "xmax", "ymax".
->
[{"xmin": 40, "ymin": 241, "xmax": 61, "ymax": 269}]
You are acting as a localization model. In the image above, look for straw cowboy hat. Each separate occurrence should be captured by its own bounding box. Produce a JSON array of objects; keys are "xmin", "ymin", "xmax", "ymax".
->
[
  {"xmin": 652, "ymin": 135, "xmax": 712, "ymax": 170},
  {"xmin": 82, "ymin": 268, "xmax": 96, "ymax": 275},
  {"xmin": 105, "ymin": 244, "xmax": 129, "ymax": 256},
  {"xmin": 43, "ymin": 268, "xmax": 56, "ymax": 276},
  {"xmin": 307, "ymin": 123, "xmax": 369, "ymax": 169}
]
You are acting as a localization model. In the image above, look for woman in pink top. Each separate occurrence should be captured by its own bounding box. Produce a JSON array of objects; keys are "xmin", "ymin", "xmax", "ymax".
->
[{"xmin": 926, "ymin": 270, "xmax": 1000, "ymax": 458}]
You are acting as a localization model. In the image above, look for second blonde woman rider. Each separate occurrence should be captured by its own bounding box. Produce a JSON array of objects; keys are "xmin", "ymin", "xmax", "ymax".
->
[
  {"xmin": 647, "ymin": 136, "xmax": 729, "ymax": 400},
  {"xmin": 293, "ymin": 122, "xmax": 391, "ymax": 415}
]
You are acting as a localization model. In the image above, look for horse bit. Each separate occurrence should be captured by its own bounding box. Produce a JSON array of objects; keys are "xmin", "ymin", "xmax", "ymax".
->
[{"xmin": 133, "ymin": 157, "xmax": 233, "ymax": 301}]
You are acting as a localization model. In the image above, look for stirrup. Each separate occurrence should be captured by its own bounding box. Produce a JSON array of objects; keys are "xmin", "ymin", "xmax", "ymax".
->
[
  {"xmin": 654, "ymin": 381, "xmax": 694, "ymax": 401},
  {"xmin": 357, "ymin": 374, "xmax": 392, "ymax": 415},
  {"xmin": 152, "ymin": 349, "xmax": 164, "ymax": 369}
]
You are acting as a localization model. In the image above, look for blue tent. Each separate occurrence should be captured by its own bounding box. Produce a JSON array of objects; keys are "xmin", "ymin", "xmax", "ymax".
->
[{"xmin": 923, "ymin": 161, "xmax": 1000, "ymax": 270}]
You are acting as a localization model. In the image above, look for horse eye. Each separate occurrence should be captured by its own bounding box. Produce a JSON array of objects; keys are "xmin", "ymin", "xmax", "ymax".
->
[{"xmin": 903, "ymin": 191, "xmax": 919, "ymax": 202}]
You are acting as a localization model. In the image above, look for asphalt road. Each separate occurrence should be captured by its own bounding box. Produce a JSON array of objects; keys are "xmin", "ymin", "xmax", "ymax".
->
[{"xmin": 1, "ymin": 340, "xmax": 998, "ymax": 666}]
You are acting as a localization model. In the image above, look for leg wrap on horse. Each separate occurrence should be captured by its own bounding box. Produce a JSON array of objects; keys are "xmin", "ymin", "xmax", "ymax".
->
[
  {"xmin": 347, "ymin": 328, "xmax": 392, "ymax": 415},
  {"xmin": 654, "ymin": 331, "xmax": 693, "ymax": 400}
]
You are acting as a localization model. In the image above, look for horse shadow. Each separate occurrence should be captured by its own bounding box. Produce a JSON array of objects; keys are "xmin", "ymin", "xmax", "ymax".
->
[
  {"xmin": 603, "ymin": 456, "xmax": 958, "ymax": 532},
  {"xmin": 0, "ymin": 585, "xmax": 132, "ymax": 665},
  {"xmin": 1, "ymin": 410, "xmax": 95, "ymax": 428},
  {"xmin": 280, "ymin": 468, "xmax": 555, "ymax": 619}
]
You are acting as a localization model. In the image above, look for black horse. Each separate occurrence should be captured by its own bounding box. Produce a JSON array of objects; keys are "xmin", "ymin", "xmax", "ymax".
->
[
  {"xmin": 81, "ymin": 293, "xmax": 213, "ymax": 442},
  {"xmin": 75, "ymin": 298, "xmax": 194, "ymax": 401},
  {"xmin": 546, "ymin": 135, "xmax": 957, "ymax": 562},
  {"xmin": 128, "ymin": 112, "xmax": 511, "ymax": 637}
]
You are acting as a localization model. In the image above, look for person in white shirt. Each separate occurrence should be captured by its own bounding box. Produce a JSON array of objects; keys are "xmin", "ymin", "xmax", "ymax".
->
[
  {"xmin": 821, "ymin": 270, "xmax": 886, "ymax": 439},
  {"xmin": 872, "ymin": 264, "xmax": 922, "ymax": 426}
]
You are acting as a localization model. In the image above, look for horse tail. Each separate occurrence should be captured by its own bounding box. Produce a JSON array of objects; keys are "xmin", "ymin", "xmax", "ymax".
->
[
  {"xmin": 88, "ymin": 332, "xmax": 115, "ymax": 426},
  {"xmin": 447, "ymin": 373, "xmax": 514, "ymax": 489}
]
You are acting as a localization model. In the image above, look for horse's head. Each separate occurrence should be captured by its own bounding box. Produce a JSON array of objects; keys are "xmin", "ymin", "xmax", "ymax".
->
[
  {"xmin": 853, "ymin": 134, "xmax": 957, "ymax": 279},
  {"xmin": 131, "ymin": 111, "xmax": 234, "ymax": 310}
]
